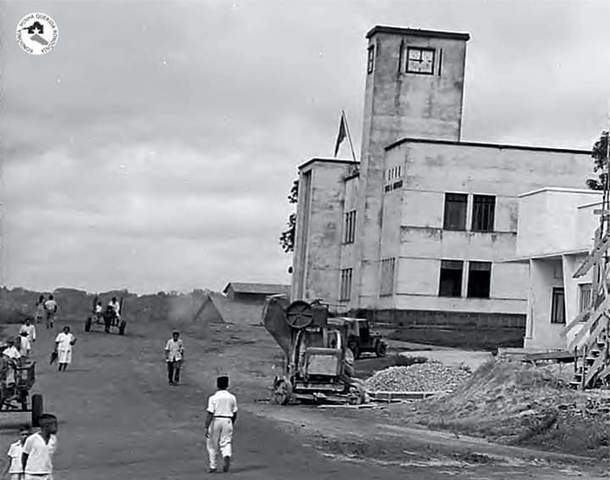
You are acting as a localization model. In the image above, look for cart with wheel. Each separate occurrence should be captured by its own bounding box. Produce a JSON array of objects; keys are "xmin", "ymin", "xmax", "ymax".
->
[
  {"xmin": 85, "ymin": 296, "xmax": 127, "ymax": 335},
  {"xmin": 0, "ymin": 356, "xmax": 44, "ymax": 427}
]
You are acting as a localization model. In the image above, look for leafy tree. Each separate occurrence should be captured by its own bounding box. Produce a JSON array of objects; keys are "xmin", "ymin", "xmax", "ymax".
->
[
  {"xmin": 280, "ymin": 179, "xmax": 298, "ymax": 253},
  {"xmin": 586, "ymin": 131, "xmax": 609, "ymax": 191}
]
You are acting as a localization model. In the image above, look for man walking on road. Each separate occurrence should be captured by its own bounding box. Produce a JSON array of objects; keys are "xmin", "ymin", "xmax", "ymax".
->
[
  {"xmin": 18, "ymin": 332, "xmax": 31, "ymax": 359},
  {"xmin": 205, "ymin": 376, "xmax": 238, "ymax": 473},
  {"xmin": 19, "ymin": 318, "xmax": 36, "ymax": 349},
  {"xmin": 34, "ymin": 296, "xmax": 45, "ymax": 325},
  {"xmin": 54, "ymin": 326, "xmax": 76, "ymax": 372},
  {"xmin": 22, "ymin": 414, "xmax": 58, "ymax": 480},
  {"xmin": 43, "ymin": 296, "xmax": 57, "ymax": 329},
  {"xmin": 164, "ymin": 330, "xmax": 184, "ymax": 385}
]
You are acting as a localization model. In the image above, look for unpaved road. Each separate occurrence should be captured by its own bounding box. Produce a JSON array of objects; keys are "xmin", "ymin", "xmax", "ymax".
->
[{"xmin": 0, "ymin": 320, "xmax": 606, "ymax": 479}]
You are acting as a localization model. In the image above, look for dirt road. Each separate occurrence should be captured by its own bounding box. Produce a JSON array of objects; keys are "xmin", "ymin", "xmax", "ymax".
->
[{"xmin": 0, "ymin": 320, "xmax": 605, "ymax": 479}]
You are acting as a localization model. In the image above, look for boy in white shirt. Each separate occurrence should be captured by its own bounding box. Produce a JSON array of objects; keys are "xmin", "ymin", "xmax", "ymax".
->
[
  {"xmin": 54, "ymin": 326, "xmax": 76, "ymax": 372},
  {"xmin": 22, "ymin": 414, "xmax": 58, "ymax": 480},
  {"xmin": 204, "ymin": 376, "xmax": 238, "ymax": 473},
  {"xmin": 3, "ymin": 424, "xmax": 30, "ymax": 480}
]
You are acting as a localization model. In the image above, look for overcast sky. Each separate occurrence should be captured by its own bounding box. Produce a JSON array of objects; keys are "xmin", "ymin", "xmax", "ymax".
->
[{"xmin": 1, "ymin": 0, "xmax": 609, "ymax": 294}]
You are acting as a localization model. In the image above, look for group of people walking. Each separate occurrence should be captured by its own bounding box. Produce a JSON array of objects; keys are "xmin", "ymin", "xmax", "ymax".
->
[
  {"xmin": 2, "ymin": 296, "xmax": 238, "ymax": 477},
  {"xmin": 163, "ymin": 331, "xmax": 238, "ymax": 473},
  {"xmin": 3, "ymin": 296, "xmax": 78, "ymax": 374},
  {"xmin": 0, "ymin": 297, "xmax": 66, "ymax": 479},
  {"xmin": 34, "ymin": 296, "xmax": 58, "ymax": 329}
]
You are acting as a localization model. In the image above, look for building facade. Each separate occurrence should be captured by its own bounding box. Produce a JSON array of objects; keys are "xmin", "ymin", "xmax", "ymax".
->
[
  {"xmin": 506, "ymin": 188, "xmax": 602, "ymax": 350},
  {"xmin": 291, "ymin": 25, "xmax": 592, "ymax": 347}
]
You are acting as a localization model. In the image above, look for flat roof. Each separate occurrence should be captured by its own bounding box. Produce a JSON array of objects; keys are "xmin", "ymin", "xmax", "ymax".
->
[
  {"xmin": 503, "ymin": 247, "xmax": 590, "ymax": 263},
  {"xmin": 385, "ymin": 137, "xmax": 591, "ymax": 155},
  {"xmin": 366, "ymin": 26, "xmax": 470, "ymax": 41},
  {"xmin": 578, "ymin": 200, "xmax": 604, "ymax": 209},
  {"xmin": 298, "ymin": 157, "xmax": 359, "ymax": 170},
  {"xmin": 518, "ymin": 187, "xmax": 602, "ymax": 199},
  {"xmin": 223, "ymin": 282, "xmax": 290, "ymax": 295}
]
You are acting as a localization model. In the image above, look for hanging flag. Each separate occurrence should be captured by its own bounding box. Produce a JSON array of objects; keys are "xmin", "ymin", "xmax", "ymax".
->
[{"xmin": 333, "ymin": 112, "xmax": 347, "ymax": 157}]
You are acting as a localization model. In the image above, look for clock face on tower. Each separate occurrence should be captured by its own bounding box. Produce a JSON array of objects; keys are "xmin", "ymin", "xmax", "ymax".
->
[{"xmin": 406, "ymin": 47, "xmax": 435, "ymax": 75}]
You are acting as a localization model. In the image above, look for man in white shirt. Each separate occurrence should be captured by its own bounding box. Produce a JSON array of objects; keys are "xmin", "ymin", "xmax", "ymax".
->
[
  {"xmin": 22, "ymin": 414, "xmax": 58, "ymax": 480},
  {"xmin": 3, "ymin": 425, "xmax": 30, "ymax": 480},
  {"xmin": 19, "ymin": 318, "xmax": 36, "ymax": 344},
  {"xmin": 164, "ymin": 330, "xmax": 184, "ymax": 385},
  {"xmin": 108, "ymin": 297, "xmax": 121, "ymax": 319},
  {"xmin": 3, "ymin": 337, "xmax": 22, "ymax": 387},
  {"xmin": 3, "ymin": 338, "xmax": 21, "ymax": 361},
  {"xmin": 43, "ymin": 296, "xmax": 58, "ymax": 329},
  {"xmin": 19, "ymin": 332, "xmax": 32, "ymax": 358},
  {"xmin": 94, "ymin": 301, "xmax": 103, "ymax": 318},
  {"xmin": 204, "ymin": 376, "xmax": 238, "ymax": 473},
  {"xmin": 54, "ymin": 326, "xmax": 76, "ymax": 372}
]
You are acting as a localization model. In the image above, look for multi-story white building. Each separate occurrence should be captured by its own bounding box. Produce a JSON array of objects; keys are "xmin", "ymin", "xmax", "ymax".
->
[{"xmin": 291, "ymin": 25, "xmax": 592, "ymax": 347}]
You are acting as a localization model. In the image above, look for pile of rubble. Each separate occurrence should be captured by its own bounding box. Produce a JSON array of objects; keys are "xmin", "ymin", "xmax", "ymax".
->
[{"xmin": 365, "ymin": 361, "xmax": 472, "ymax": 393}]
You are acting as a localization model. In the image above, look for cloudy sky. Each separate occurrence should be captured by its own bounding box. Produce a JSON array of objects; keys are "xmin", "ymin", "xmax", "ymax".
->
[{"xmin": 1, "ymin": 0, "xmax": 609, "ymax": 294}]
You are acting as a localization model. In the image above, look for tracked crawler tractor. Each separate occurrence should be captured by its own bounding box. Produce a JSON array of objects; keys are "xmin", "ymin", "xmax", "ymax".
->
[{"xmin": 262, "ymin": 296, "xmax": 367, "ymax": 405}]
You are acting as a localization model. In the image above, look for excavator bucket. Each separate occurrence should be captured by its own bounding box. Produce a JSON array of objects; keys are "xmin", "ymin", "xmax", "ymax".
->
[{"xmin": 262, "ymin": 295, "xmax": 293, "ymax": 358}]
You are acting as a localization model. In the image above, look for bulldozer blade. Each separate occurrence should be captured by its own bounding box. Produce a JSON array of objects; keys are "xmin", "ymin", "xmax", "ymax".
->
[{"xmin": 262, "ymin": 295, "xmax": 292, "ymax": 358}]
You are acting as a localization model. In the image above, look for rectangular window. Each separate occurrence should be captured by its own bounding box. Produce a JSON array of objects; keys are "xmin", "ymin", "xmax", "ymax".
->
[
  {"xmin": 343, "ymin": 210, "xmax": 356, "ymax": 244},
  {"xmin": 367, "ymin": 45, "xmax": 375, "ymax": 74},
  {"xmin": 579, "ymin": 283, "xmax": 592, "ymax": 313},
  {"xmin": 467, "ymin": 261, "xmax": 492, "ymax": 298},
  {"xmin": 472, "ymin": 195, "xmax": 496, "ymax": 232},
  {"xmin": 551, "ymin": 287, "xmax": 566, "ymax": 324},
  {"xmin": 406, "ymin": 47, "xmax": 435, "ymax": 75},
  {"xmin": 439, "ymin": 260, "xmax": 463, "ymax": 297},
  {"xmin": 380, "ymin": 258, "xmax": 396, "ymax": 296},
  {"xmin": 340, "ymin": 268, "xmax": 352, "ymax": 301},
  {"xmin": 443, "ymin": 193, "xmax": 467, "ymax": 231}
]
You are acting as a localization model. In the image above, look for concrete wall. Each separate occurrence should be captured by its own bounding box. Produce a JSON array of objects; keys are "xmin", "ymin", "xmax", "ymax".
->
[
  {"xmin": 576, "ymin": 201, "xmax": 602, "ymax": 247},
  {"xmin": 337, "ymin": 175, "xmax": 360, "ymax": 311},
  {"xmin": 523, "ymin": 253, "xmax": 592, "ymax": 350},
  {"xmin": 525, "ymin": 258, "xmax": 565, "ymax": 349},
  {"xmin": 517, "ymin": 189, "xmax": 602, "ymax": 257},
  {"xmin": 371, "ymin": 141, "xmax": 591, "ymax": 317},
  {"xmin": 291, "ymin": 160, "xmax": 355, "ymax": 305},
  {"xmin": 355, "ymin": 29, "xmax": 468, "ymax": 311}
]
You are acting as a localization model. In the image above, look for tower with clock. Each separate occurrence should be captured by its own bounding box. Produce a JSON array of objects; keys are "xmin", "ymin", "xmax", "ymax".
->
[{"xmin": 355, "ymin": 26, "xmax": 470, "ymax": 304}]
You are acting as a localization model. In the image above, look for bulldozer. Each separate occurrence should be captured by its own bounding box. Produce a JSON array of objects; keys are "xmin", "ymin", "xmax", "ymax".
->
[{"xmin": 262, "ymin": 296, "xmax": 368, "ymax": 405}]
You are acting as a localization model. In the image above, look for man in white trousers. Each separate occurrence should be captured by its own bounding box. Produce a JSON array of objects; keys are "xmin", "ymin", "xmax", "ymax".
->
[{"xmin": 204, "ymin": 376, "xmax": 237, "ymax": 473}]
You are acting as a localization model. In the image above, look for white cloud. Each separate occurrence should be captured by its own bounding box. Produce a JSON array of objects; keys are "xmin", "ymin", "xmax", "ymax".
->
[{"xmin": 1, "ymin": 0, "xmax": 608, "ymax": 292}]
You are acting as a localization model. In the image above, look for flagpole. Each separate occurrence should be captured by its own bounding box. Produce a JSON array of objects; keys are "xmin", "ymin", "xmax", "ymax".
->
[{"xmin": 342, "ymin": 110, "xmax": 357, "ymax": 162}]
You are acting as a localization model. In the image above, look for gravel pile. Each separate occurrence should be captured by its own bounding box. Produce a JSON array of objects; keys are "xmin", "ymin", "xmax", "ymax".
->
[{"xmin": 365, "ymin": 362, "xmax": 472, "ymax": 393}]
